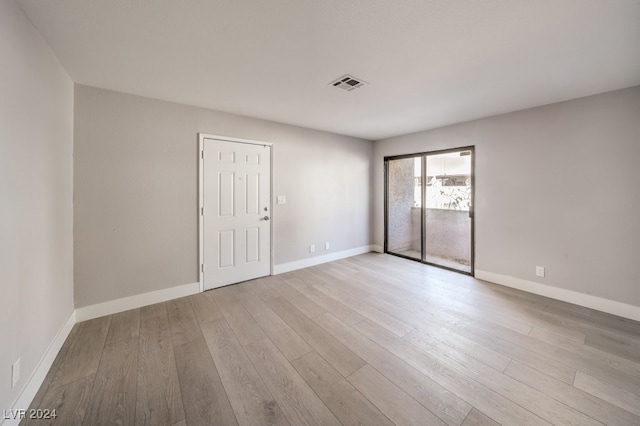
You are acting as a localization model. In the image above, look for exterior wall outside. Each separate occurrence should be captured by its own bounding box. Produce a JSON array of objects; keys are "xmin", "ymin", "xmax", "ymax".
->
[
  {"xmin": 386, "ymin": 158, "xmax": 416, "ymax": 252},
  {"xmin": 422, "ymin": 209, "xmax": 471, "ymax": 263}
]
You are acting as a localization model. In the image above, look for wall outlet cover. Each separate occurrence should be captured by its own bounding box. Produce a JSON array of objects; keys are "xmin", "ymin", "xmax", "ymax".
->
[{"xmin": 536, "ymin": 266, "xmax": 545, "ymax": 277}]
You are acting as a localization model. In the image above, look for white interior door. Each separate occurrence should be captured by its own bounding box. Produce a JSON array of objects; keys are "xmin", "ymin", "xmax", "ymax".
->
[{"xmin": 203, "ymin": 138, "xmax": 271, "ymax": 290}]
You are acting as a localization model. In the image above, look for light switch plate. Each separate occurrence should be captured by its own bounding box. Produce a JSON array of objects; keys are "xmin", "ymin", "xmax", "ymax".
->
[{"xmin": 277, "ymin": 195, "xmax": 286, "ymax": 205}]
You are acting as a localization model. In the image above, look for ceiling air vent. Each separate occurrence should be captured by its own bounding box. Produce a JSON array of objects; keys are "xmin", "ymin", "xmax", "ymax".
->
[{"xmin": 329, "ymin": 74, "xmax": 367, "ymax": 91}]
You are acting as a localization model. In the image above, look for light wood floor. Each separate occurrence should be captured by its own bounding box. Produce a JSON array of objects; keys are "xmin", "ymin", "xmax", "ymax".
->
[{"xmin": 25, "ymin": 253, "xmax": 640, "ymax": 425}]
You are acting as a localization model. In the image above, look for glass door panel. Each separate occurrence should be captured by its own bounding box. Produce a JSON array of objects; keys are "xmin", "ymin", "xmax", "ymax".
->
[
  {"xmin": 424, "ymin": 150, "xmax": 472, "ymax": 272},
  {"xmin": 386, "ymin": 157, "xmax": 422, "ymax": 261}
]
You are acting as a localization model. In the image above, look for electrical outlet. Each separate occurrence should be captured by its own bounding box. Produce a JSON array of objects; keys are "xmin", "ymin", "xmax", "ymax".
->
[
  {"xmin": 12, "ymin": 358, "xmax": 20, "ymax": 388},
  {"xmin": 536, "ymin": 266, "xmax": 545, "ymax": 277},
  {"xmin": 325, "ymin": 242, "xmax": 330, "ymax": 250},
  {"xmin": 309, "ymin": 244, "xmax": 315, "ymax": 253}
]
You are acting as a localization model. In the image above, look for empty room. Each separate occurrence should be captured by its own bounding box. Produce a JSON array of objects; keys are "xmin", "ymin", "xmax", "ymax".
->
[{"xmin": 2, "ymin": 0, "xmax": 640, "ymax": 425}]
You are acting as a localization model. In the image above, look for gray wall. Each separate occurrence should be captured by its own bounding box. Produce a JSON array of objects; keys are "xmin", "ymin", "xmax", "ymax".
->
[
  {"xmin": 0, "ymin": 0, "xmax": 74, "ymax": 411},
  {"xmin": 374, "ymin": 86, "xmax": 640, "ymax": 307},
  {"xmin": 74, "ymin": 85, "xmax": 372, "ymax": 308}
]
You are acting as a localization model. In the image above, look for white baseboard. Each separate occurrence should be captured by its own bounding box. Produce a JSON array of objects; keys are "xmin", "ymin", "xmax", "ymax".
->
[
  {"xmin": 475, "ymin": 270, "xmax": 640, "ymax": 322},
  {"xmin": 75, "ymin": 282, "xmax": 200, "ymax": 322},
  {"xmin": 274, "ymin": 245, "xmax": 374, "ymax": 275},
  {"xmin": 4, "ymin": 311, "xmax": 76, "ymax": 426}
]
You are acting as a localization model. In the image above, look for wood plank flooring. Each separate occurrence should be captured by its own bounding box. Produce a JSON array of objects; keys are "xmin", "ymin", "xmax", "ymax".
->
[{"xmin": 24, "ymin": 253, "xmax": 640, "ymax": 425}]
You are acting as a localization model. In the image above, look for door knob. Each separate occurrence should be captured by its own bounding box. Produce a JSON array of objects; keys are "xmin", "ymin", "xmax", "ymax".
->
[{"xmin": 262, "ymin": 216, "xmax": 270, "ymax": 221}]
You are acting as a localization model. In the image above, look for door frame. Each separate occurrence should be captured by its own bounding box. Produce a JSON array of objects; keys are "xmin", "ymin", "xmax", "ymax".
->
[
  {"xmin": 198, "ymin": 133, "xmax": 274, "ymax": 292},
  {"xmin": 384, "ymin": 145, "xmax": 475, "ymax": 276}
]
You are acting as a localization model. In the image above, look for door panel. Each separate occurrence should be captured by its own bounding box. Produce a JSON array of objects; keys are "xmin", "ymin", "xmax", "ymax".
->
[
  {"xmin": 203, "ymin": 138, "xmax": 271, "ymax": 289},
  {"xmin": 219, "ymin": 172, "xmax": 235, "ymax": 216},
  {"xmin": 218, "ymin": 230, "xmax": 235, "ymax": 268},
  {"xmin": 245, "ymin": 228, "xmax": 259, "ymax": 263},
  {"xmin": 245, "ymin": 173, "xmax": 260, "ymax": 215},
  {"xmin": 246, "ymin": 153, "xmax": 260, "ymax": 164}
]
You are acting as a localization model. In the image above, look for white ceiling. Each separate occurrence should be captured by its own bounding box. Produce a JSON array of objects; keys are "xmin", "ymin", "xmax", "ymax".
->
[{"xmin": 18, "ymin": 0, "xmax": 640, "ymax": 140}]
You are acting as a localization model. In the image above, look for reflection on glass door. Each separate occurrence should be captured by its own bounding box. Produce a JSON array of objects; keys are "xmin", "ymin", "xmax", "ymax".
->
[{"xmin": 385, "ymin": 147, "xmax": 474, "ymax": 274}]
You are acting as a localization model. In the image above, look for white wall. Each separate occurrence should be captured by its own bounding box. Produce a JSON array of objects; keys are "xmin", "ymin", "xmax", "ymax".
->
[
  {"xmin": 374, "ymin": 87, "xmax": 640, "ymax": 308},
  {"xmin": 73, "ymin": 85, "xmax": 373, "ymax": 308},
  {"xmin": 0, "ymin": 0, "xmax": 74, "ymax": 413}
]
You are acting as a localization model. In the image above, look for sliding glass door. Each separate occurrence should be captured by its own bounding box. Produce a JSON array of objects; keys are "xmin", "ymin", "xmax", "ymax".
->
[{"xmin": 385, "ymin": 147, "xmax": 474, "ymax": 274}]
